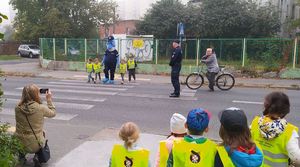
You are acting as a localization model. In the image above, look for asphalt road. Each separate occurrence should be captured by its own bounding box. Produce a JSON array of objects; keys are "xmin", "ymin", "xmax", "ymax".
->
[{"xmin": 0, "ymin": 76, "xmax": 299, "ymax": 166}]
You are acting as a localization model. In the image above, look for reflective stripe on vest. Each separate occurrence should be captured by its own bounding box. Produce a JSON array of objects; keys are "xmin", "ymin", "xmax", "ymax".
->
[
  {"xmin": 216, "ymin": 144, "xmax": 263, "ymax": 167},
  {"xmin": 128, "ymin": 60, "xmax": 135, "ymax": 69},
  {"xmin": 119, "ymin": 64, "xmax": 127, "ymax": 74},
  {"xmin": 111, "ymin": 144, "xmax": 150, "ymax": 167},
  {"xmin": 159, "ymin": 141, "xmax": 169, "ymax": 167},
  {"xmin": 94, "ymin": 63, "xmax": 101, "ymax": 73},
  {"xmin": 86, "ymin": 63, "xmax": 93, "ymax": 73},
  {"xmin": 251, "ymin": 116, "xmax": 298, "ymax": 167},
  {"xmin": 172, "ymin": 138, "xmax": 217, "ymax": 167},
  {"xmin": 216, "ymin": 146, "xmax": 235, "ymax": 167}
]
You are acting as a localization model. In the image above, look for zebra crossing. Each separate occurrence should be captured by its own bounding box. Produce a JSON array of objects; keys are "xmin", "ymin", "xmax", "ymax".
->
[{"xmin": 0, "ymin": 79, "xmax": 198, "ymax": 122}]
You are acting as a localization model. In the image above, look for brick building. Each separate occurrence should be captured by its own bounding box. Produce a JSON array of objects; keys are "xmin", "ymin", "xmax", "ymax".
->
[{"xmin": 99, "ymin": 20, "xmax": 138, "ymax": 39}]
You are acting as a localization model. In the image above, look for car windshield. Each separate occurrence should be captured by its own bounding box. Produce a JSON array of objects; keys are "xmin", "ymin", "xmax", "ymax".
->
[{"xmin": 28, "ymin": 45, "xmax": 39, "ymax": 49}]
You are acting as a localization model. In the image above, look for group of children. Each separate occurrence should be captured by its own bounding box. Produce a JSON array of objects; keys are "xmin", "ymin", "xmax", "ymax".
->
[
  {"xmin": 86, "ymin": 54, "xmax": 137, "ymax": 84},
  {"xmin": 109, "ymin": 91, "xmax": 300, "ymax": 167}
]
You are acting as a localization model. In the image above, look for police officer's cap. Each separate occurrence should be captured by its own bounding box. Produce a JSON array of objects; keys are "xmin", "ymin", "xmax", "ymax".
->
[{"xmin": 173, "ymin": 40, "xmax": 180, "ymax": 44}]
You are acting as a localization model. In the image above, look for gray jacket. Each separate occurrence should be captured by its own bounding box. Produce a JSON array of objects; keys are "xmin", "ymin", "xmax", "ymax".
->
[{"xmin": 201, "ymin": 54, "xmax": 219, "ymax": 73}]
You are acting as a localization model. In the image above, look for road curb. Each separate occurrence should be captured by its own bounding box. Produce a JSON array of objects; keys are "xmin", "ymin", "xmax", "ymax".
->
[{"xmin": 2, "ymin": 70, "xmax": 299, "ymax": 90}]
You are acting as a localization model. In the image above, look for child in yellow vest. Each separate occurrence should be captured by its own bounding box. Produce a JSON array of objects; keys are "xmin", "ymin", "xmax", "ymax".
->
[
  {"xmin": 86, "ymin": 58, "xmax": 94, "ymax": 83},
  {"xmin": 214, "ymin": 107, "xmax": 264, "ymax": 167},
  {"xmin": 167, "ymin": 108, "xmax": 217, "ymax": 167},
  {"xmin": 155, "ymin": 113, "xmax": 187, "ymax": 167},
  {"xmin": 93, "ymin": 58, "xmax": 101, "ymax": 83},
  {"xmin": 250, "ymin": 92, "xmax": 300, "ymax": 167},
  {"xmin": 119, "ymin": 59, "xmax": 127, "ymax": 84},
  {"xmin": 109, "ymin": 122, "xmax": 150, "ymax": 167},
  {"xmin": 127, "ymin": 53, "xmax": 137, "ymax": 82}
]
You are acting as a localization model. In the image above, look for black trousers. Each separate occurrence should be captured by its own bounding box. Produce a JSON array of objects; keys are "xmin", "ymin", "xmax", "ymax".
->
[
  {"xmin": 104, "ymin": 62, "xmax": 116, "ymax": 80},
  {"xmin": 171, "ymin": 65, "xmax": 181, "ymax": 95},
  {"xmin": 206, "ymin": 71, "xmax": 217, "ymax": 90},
  {"xmin": 95, "ymin": 72, "xmax": 101, "ymax": 81},
  {"xmin": 128, "ymin": 69, "xmax": 136, "ymax": 81}
]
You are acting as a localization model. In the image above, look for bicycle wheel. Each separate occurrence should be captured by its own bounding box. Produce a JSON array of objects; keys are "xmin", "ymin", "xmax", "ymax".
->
[
  {"xmin": 216, "ymin": 74, "xmax": 235, "ymax": 91},
  {"xmin": 186, "ymin": 73, "xmax": 204, "ymax": 90}
]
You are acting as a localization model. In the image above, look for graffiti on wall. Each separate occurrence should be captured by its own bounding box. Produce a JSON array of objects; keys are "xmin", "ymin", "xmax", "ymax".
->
[{"xmin": 123, "ymin": 38, "xmax": 153, "ymax": 62}]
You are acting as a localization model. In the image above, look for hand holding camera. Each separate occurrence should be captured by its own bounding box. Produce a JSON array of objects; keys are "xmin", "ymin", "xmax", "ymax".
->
[{"xmin": 40, "ymin": 88, "xmax": 52, "ymax": 101}]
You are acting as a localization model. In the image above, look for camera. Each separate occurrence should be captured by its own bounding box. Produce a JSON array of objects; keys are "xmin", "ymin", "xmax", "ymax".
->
[{"xmin": 39, "ymin": 88, "xmax": 49, "ymax": 94}]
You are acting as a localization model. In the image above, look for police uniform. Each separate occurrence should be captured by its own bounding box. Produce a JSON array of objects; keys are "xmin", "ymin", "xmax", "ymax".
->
[{"xmin": 169, "ymin": 41, "xmax": 182, "ymax": 97}]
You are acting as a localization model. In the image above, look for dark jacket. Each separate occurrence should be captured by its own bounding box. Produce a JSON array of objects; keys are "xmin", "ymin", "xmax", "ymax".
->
[
  {"xmin": 169, "ymin": 47, "xmax": 182, "ymax": 67},
  {"xmin": 103, "ymin": 49, "xmax": 119, "ymax": 64}
]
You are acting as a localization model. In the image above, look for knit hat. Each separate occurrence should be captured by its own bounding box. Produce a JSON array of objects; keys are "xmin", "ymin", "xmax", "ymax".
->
[
  {"xmin": 170, "ymin": 113, "xmax": 187, "ymax": 134},
  {"xmin": 186, "ymin": 108, "xmax": 211, "ymax": 133}
]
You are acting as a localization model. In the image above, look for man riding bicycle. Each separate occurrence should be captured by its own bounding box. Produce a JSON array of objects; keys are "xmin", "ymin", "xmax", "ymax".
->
[{"xmin": 201, "ymin": 48, "xmax": 219, "ymax": 91}]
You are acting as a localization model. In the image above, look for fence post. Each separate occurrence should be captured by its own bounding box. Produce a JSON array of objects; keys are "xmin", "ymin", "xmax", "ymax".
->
[
  {"xmin": 196, "ymin": 38, "xmax": 200, "ymax": 66},
  {"xmin": 64, "ymin": 38, "xmax": 67, "ymax": 55},
  {"xmin": 84, "ymin": 38, "xmax": 87, "ymax": 62},
  {"xmin": 155, "ymin": 39, "xmax": 158, "ymax": 64},
  {"xmin": 53, "ymin": 38, "xmax": 56, "ymax": 60},
  {"xmin": 242, "ymin": 38, "xmax": 246, "ymax": 67},
  {"xmin": 293, "ymin": 37, "xmax": 297, "ymax": 69},
  {"xmin": 40, "ymin": 38, "xmax": 43, "ymax": 58},
  {"xmin": 96, "ymin": 39, "xmax": 99, "ymax": 55}
]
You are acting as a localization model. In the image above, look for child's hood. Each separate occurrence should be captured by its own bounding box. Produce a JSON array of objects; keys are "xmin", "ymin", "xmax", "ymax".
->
[
  {"xmin": 225, "ymin": 146, "xmax": 264, "ymax": 167},
  {"xmin": 258, "ymin": 116, "xmax": 287, "ymax": 140}
]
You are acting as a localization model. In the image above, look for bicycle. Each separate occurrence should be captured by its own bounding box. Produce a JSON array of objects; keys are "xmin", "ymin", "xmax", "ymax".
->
[{"xmin": 186, "ymin": 64, "xmax": 235, "ymax": 91}]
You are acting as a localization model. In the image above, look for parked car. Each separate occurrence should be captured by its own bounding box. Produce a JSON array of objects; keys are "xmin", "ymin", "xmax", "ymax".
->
[{"xmin": 17, "ymin": 44, "xmax": 40, "ymax": 58}]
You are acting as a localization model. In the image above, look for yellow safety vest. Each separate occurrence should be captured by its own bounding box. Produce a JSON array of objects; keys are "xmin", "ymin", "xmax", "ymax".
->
[
  {"xmin": 94, "ymin": 63, "xmax": 101, "ymax": 73},
  {"xmin": 111, "ymin": 144, "xmax": 150, "ymax": 167},
  {"xmin": 119, "ymin": 63, "xmax": 127, "ymax": 74},
  {"xmin": 172, "ymin": 138, "xmax": 217, "ymax": 167},
  {"xmin": 216, "ymin": 144, "xmax": 263, "ymax": 167},
  {"xmin": 251, "ymin": 116, "xmax": 298, "ymax": 167},
  {"xmin": 159, "ymin": 140, "xmax": 169, "ymax": 167},
  {"xmin": 127, "ymin": 59, "xmax": 135, "ymax": 69},
  {"xmin": 86, "ymin": 63, "xmax": 93, "ymax": 73}
]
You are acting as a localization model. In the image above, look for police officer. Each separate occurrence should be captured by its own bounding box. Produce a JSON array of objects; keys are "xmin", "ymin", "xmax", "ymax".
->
[{"xmin": 169, "ymin": 40, "xmax": 182, "ymax": 98}]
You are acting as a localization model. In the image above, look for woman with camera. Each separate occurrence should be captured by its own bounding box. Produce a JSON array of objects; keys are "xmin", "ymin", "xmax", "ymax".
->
[{"xmin": 15, "ymin": 84, "xmax": 56, "ymax": 167}]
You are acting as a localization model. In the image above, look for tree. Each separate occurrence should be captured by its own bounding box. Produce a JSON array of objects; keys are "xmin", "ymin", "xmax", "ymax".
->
[
  {"xmin": 3, "ymin": 25, "xmax": 15, "ymax": 41},
  {"xmin": 94, "ymin": 0, "xmax": 118, "ymax": 37},
  {"xmin": 0, "ymin": 13, "xmax": 8, "ymax": 39},
  {"xmin": 136, "ymin": 0, "xmax": 188, "ymax": 38},
  {"xmin": 136, "ymin": 0, "xmax": 280, "ymax": 38},
  {"xmin": 9, "ymin": 0, "xmax": 118, "ymax": 41}
]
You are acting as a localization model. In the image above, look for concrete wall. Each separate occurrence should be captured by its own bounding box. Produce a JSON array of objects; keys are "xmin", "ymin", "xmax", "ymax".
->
[{"xmin": 40, "ymin": 58, "xmax": 198, "ymax": 75}]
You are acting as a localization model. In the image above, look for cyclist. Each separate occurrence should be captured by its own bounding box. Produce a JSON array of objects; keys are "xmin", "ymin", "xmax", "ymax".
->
[{"xmin": 201, "ymin": 48, "xmax": 219, "ymax": 91}]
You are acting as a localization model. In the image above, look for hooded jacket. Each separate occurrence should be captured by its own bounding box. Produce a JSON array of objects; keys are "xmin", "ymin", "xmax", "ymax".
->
[
  {"xmin": 214, "ymin": 145, "xmax": 264, "ymax": 167},
  {"xmin": 15, "ymin": 100, "xmax": 56, "ymax": 153}
]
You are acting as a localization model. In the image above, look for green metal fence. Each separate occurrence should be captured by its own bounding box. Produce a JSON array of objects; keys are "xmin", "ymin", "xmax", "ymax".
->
[{"xmin": 40, "ymin": 38, "xmax": 300, "ymax": 70}]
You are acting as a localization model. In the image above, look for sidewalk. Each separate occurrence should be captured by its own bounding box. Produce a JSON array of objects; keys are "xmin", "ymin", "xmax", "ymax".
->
[
  {"xmin": 1, "ymin": 60, "xmax": 299, "ymax": 90},
  {"xmin": 53, "ymin": 128, "xmax": 165, "ymax": 167}
]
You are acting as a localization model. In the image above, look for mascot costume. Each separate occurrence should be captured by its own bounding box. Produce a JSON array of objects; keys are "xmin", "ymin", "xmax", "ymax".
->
[{"xmin": 102, "ymin": 36, "xmax": 119, "ymax": 84}]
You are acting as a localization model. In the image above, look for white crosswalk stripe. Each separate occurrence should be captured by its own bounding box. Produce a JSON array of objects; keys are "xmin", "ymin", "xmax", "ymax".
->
[
  {"xmin": 0, "ymin": 108, "xmax": 78, "ymax": 121},
  {"xmin": 16, "ymin": 87, "xmax": 118, "ymax": 96},
  {"xmin": 35, "ymin": 84, "xmax": 128, "ymax": 91},
  {"xmin": 118, "ymin": 92, "xmax": 197, "ymax": 101},
  {"xmin": 72, "ymin": 75, "xmax": 151, "ymax": 81},
  {"xmin": 49, "ymin": 81, "xmax": 135, "ymax": 88},
  {"xmin": 5, "ymin": 98, "xmax": 94, "ymax": 110},
  {"xmin": 4, "ymin": 91, "xmax": 106, "ymax": 102},
  {"xmin": 181, "ymin": 87, "xmax": 197, "ymax": 97}
]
